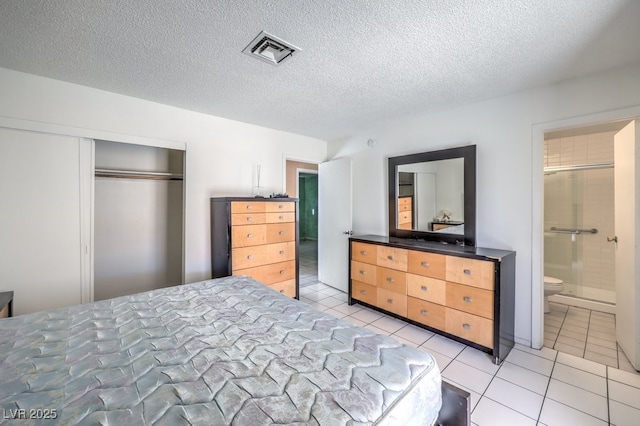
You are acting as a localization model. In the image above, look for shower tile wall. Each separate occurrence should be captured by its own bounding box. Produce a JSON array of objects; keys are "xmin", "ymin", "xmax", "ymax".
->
[{"xmin": 544, "ymin": 131, "xmax": 616, "ymax": 302}]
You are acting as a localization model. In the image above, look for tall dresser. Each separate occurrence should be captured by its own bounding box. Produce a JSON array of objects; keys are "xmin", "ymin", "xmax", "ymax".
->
[
  {"xmin": 349, "ymin": 235, "xmax": 515, "ymax": 364},
  {"xmin": 397, "ymin": 196, "xmax": 413, "ymax": 229},
  {"xmin": 211, "ymin": 197, "xmax": 299, "ymax": 298}
]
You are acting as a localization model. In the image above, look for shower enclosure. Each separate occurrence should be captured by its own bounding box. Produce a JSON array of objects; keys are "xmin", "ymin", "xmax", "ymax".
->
[{"xmin": 544, "ymin": 165, "xmax": 616, "ymax": 304}]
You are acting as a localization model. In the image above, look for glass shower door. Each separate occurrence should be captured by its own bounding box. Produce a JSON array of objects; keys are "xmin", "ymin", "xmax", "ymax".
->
[{"xmin": 544, "ymin": 167, "xmax": 616, "ymax": 304}]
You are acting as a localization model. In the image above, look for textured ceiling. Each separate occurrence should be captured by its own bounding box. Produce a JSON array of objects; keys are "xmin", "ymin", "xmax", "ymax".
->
[{"xmin": 1, "ymin": 0, "xmax": 640, "ymax": 141}]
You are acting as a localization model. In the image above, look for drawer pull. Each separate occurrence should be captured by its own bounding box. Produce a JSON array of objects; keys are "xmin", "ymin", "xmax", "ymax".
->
[
  {"xmin": 463, "ymin": 269, "xmax": 472, "ymax": 275},
  {"xmin": 360, "ymin": 250, "xmax": 367, "ymax": 255},
  {"xmin": 359, "ymin": 270, "xmax": 366, "ymax": 275},
  {"xmin": 279, "ymin": 231, "xmax": 284, "ymax": 235},
  {"xmin": 420, "ymin": 285, "xmax": 428, "ymax": 292},
  {"xmin": 387, "ymin": 298, "xmax": 394, "ymax": 304},
  {"xmin": 279, "ymin": 250, "xmax": 285, "ymax": 255},
  {"xmin": 247, "ymin": 233, "xmax": 253, "ymax": 238},
  {"xmin": 387, "ymin": 255, "xmax": 394, "ymax": 260},
  {"xmin": 360, "ymin": 290, "xmax": 367, "ymax": 295},
  {"xmin": 279, "ymin": 215, "xmax": 284, "ymax": 220},
  {"xmin": 386, "ymin": 277, "xmax": 394, "ymax": 283},
  {"xmin": 279, "ymin": 270, "xmax": 285, "ymax": 275},
  {"xmin": 462, "ymin": 323, "xmax": 471, "ymax": 330},
  {"xmin": 247, "ymin": 205, "xmax": 253, "ymax": 210},
  {"xmin": 279, "ymin": 289, "xmax": 285, "ymax": 293},
  {"xmin": 247, "ymin": 255, "xmax": 253, "ymax": 260},
  {"xmin": 463, "ymin": 296, "xmax": 472, "ymax": 303},
  {"xmin": 421, "ymin": 261, "xmax": 429, "ymax": 267},
  {"xmin": 420, "ymin": 310, "xmax": 429, "ymax": 316},
  {"xmin": 278, "ymin": 204, "xmax": 284, "ymax": 209},
  {"xmin": 246, "ymin": 216, "xmax": 253, "ymax": 222}
]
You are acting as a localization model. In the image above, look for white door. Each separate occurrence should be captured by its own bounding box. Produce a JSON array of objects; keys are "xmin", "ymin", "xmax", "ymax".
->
[
  {"xmin": 614, "ymin": 119, "xmax": 640, "ymax": 370},
  {"xmin": 0, "ymin": 128, "xmax": 89, "ymax": 315},
  {"xmin": 318, "ymin": 157, "xmax": 352, "ymax": 292}
]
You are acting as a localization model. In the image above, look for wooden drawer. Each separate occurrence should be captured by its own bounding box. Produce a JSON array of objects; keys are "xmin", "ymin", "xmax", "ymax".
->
[
  {"xmin": 266, "ymin": 222, "xmax": 296, "ymax": 243},
  {"xmin": 268, "ymin": 279, "xmax": 296, "ymax": 297},
  {"xmin": 265, "ymin": 202, "xmax": 295, "ymax": 213},
  {"xmin": 231, "ymin": 201, "xmax": 266, "ymax": 213},
  {"xmin": 231, "ymin": 213, "xmax": 266, "ymax": 226},
  {"xmin": 0, "ymin": 304, "xmax": 8, "ymax": 319},
  {"xmin": 445, "ymin": 308, "xmax": 493, "ymax": 348},
  {"xmin": 446, "ymin": 256, "xmax": 494, "ymax": 290},
  {"xmin": 377, "ymin": 246, "xmax": 408, "ymax": 271},
  {"xmin": 377, "ymin": 288, "xmax": 407, "ymax": 317},
  {"xmin": 351, "ymin": 260, "xmax": 377, "ymax": 286},
  {"xmin": 446, "ymin": 282, "xmax": 494, "ymax": 319},
  {"xmin": 398, "ymin": 197, "xmax": 412, "ymax": 206},
  {"xmin": 265, "ymin": 212, "xmax": 295, "ymax": 223},
  {"xmin": 352, "ymin": 280, "xmax": 377, "ymax": 306},
  {"xmin": 407, "ymin": 251, "xmax": 446, "ymax": 280},
  {"xmin": 407, "ymin": 274, "xmax": 446, "ymax": 304},
  {"xmin": 232, "ymin": 241, "xmax": 296, "ymax": 270},
  {"xmin": 398, "ymin": 222, "xmax": 412, "ymax": 230},
  {"xmin": 408, "ymin": 297, "xmax": 446, "ymax": 330},
  {"xmin": 398, "ymin": 203, "xmax": 411, "ymax": 212},
  {"xmin": 352, "ymin": 242, "xmax": 378, "ymax": 265},
  {"xmin": 398, "ymin": 211, "xmax": 412, "ymax": 225},
  {"xmin": 231, "ymin": 224, "xmax": 266, "ymax": 247},
  {"xmin": 234, "ymin": 260, "xmax": 295, "ymax": 285},
  {"xmin": 376, "ymin": 266, "xmax": 407, "ymax": 294}
]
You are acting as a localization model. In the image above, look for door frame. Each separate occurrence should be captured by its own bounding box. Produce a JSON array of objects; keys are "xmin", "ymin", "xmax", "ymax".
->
[{"xmin": 531, "ymin": 105, "xmax": 640, "ymax": 349}]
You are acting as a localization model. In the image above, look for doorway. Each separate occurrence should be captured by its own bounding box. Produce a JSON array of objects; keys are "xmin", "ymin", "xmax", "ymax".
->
[{"xmin": 541, "ymin": 120, "xmax": 639, "ymax": 373}]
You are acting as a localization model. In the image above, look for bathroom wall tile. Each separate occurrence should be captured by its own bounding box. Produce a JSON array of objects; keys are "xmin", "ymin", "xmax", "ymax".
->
[{"xmin": 496, "ymin": 361, "xmax": 550, "ymax": 395}]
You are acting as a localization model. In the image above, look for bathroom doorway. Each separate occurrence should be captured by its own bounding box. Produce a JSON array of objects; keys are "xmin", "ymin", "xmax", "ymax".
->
[{"xmin": 542, "ymin": 119, "xmax": 639, "ymax": 373}]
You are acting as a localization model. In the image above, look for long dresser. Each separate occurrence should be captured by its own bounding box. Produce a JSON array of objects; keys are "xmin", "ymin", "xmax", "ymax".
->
[
  {"xmin": 349, "ymin": 235, "xmax": 515, "ymax": 364},
  {"xmin": 211, "ymin": 197, "xmax": 299, "ymax": 298}
]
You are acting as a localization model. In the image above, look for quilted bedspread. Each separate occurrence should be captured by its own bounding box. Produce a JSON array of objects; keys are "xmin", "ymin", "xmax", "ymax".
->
[{"xmin": 0, "ymin": 277, "xmax": 441, "ymax": 425}]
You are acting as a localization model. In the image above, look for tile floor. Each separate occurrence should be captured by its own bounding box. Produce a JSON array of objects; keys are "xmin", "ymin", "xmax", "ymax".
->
[
  {"xmin": 298, "ymin": 240, "xmax": 640, "ymax": 425},
  {"xmin": 544, "ymin": 302, "xmax": 637, "ymax": 373}
]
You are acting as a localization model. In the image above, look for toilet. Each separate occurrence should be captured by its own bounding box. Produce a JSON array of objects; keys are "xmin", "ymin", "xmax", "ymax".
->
[{"xmin": 544, "ymin": 276, "xmax": 564, "ymax": 313}]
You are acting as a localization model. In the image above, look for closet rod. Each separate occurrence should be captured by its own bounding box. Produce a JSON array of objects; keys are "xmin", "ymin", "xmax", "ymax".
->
[{"xmin": 95, "ymin": 168, "xmax": 184, "ymax": 181}]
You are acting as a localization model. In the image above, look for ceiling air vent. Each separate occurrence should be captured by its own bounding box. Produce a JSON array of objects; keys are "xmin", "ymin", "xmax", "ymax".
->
[{"xmin": 242, "ymin": 31, "xmax": 300, "ymax": 66}]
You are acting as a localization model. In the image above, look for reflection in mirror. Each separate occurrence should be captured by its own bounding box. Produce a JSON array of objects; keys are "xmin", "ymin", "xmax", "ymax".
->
[
  {"xmin": 388, "ymin": 145, "xmax": 475, "ymax": 246},
  {"xmin": 396, "ymin": 158, "xmax": 464, "ymax": 233}
]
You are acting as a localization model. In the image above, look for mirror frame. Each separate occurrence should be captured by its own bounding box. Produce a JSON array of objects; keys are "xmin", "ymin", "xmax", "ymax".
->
[{"xmin": 388, "ymin": 145, "xmax": 476, "ymax": 246}]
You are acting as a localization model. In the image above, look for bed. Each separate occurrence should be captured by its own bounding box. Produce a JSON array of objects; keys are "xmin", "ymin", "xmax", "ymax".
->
[{"xmin": 0, "ymin": 276, "xmax": 442, "ymax": 425}]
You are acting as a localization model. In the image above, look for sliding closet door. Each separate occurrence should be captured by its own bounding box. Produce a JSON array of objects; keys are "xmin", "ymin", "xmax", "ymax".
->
[{"xmin": 0, "ymin": 128, "xmax": 90, "ymax": 315}]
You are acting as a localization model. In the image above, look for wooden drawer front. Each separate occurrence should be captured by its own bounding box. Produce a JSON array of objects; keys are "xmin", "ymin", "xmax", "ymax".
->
[
  {"xmin": 265, "ymin": 212, "xmax": 295, "ymax": 223},
  {"xmin": 352, "ymin": 280, "xmax": 377, "ymax": 305},
  {"xmin": 0, "ymin": 304, "xmax": 8, "ymax": 319},
  {"xmin": 351, "ymin": 261, "xmax": 377, "ymax": 286},
  {"xmin": 268, "ymin": 279, "xmax": 296, "ymax": 297},
  {"xmin": 352, "ymin": 242, "xmax": 378, "ymax": 265},
  {"xmin": 407, "ymin": 251, "xmax": 446, "ymax": 279},
  {"xmin": 232, "ymin": 241, "xmax": 296, "ymax": 270},
  {"xmin": 235, "ymin": 260, "xmax": 295, "ymax": 285},
  {"xmin": 377, "ymin": 288, "xmax": 407, "ymax": 317},
  {"xmin": 398, "ymin": 211, "xmax": 412, "ymax": 225},
  {"xmin": 376, "ymin": 266, "xmax": 407, "ymax": 294},
  {"xmin": 231, "ymin": 224, "xmax": 266, "ymax": 247},
  {"xmin": 407, "ymin": 274, "xmax": 445, "ymax": 305},
  {"xmin": 377, "ymin": 246, "xmax": 408, "ymax": 271},
  {"xmin": 446, "ymin": 256, "xmax": 495, "ymax": 290},
  {"xmin": 265, "ymin": 202, "xmax": 295, "ymax": 213},
  {"xmin": 231, "ymin": 201, "xmax": 267, "ymax": 213},
  {"xmin": 398, "ymin": 222, "xmax": 412, "ymax": 230},
  {"xmin": 446, "ymin": 282, "xmax": 494, "ymax": 319},
  {"xmin": 398, "ymin": 197, "xmax": 412, "ymax": 207},
  {"xmin": 445, "ymin": 308, "xmax": 493, "ymax": 348},
  {"xmin": 231, "ymin": 213, "xmax": 266, "ymax": 226},
  {"xmin": 408, "ymin": 297, "xmax": 446, "ymax": 330},
  {"xmin": 266, "ymin": 223, "xmax": 296, "ymax": 243}
]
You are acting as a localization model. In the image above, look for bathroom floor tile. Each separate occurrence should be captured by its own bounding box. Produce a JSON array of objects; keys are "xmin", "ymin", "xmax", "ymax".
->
[
  {"xmin": 539, "ymin": 399, "xmax": 608, "ymax": 426},
  {"xmin": 588, "ymin": 328, "xmax": 617, "ymax": 342},
  {"xmin": 559, "ymin": 328, "xmax": 587, "ymax": 341},
  {"xmin": 420, "ymin": 334, "xmax": 465, "ymax": 359},
  {"xmin": 553, "ymin": 342, "xmax": 584, "ymax": 358},
  {"xmin": 332, "ymin": 302, "xmax": 363, "ymax": 315},
  {"xmin": 586, "ymin": 335, "xmax": 617, "ymax": 350},
  {"xmin": 610, "ymin": 400, "xmax": 640, "ymax": 426},
  {"xmin": 506, "ymin": 348, "xmax": 554, "ymax": 376},
  {"xmin": 421, "ymin": 346, "xmax": 453, "ymax": 371},
  {"xmin": 589, "ymin": 322, "xmax": 616, "ymax": 334},
  {"xmin": 363, "ymin": 324, "xmax": 390, "ymax": 336},
  {"xmin": 441, "ymin": 360, "xmax": 493, "ymax": 394},
  {"xmin": 556, "ymin": 335, "xmax": 587, "ymax": 349},
  {"xmin": 370, "ymin": 315, "xmax": 407, "ymax": 333},
  {"xmin": 393, "ymin": 324, "xmax": 434, "ymax": 345},
  {"xmin": 349, "ymin": 308, "xmax": 382, "ymax": 323},
  {"xmin": 496, "ymin": 361, "xmax": 550, "ymax": 395},
  {"xmin": 551, "ymin": 363, "xmax": 607, "ymax": 396},
  {"xmin": 608, "ymin": 379, "xmax": 640, "ymax": 407},
  {"xmin": 608, "ymin": 366, "xmax": 640, "ymax": 389},
  {"xmin": 556, "ymin": 351, "xmax": 607, "ymax": 376},
  {"xmin": 584, "ymin": 351, "xmax": 618, "ymax": 368},
  {"xmin": 514, "ymin": 343, "xmax": 557, "ymax": 361},
  {"xmin": 585, "ymin": 342, "xmax": 617, "ymax": 358},
  {"xmin": 456, "ymin": 346, "xmax": 500, "ymax": 375}
]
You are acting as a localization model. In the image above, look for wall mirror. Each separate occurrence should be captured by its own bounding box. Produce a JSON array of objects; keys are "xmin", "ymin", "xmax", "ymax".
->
[{"xmin": 388, "ymin": 145, "xmax": 476, "ymax": 246}]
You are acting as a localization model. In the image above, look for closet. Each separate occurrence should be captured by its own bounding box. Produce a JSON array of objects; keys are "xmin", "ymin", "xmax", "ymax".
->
[{"xmin": 94, "ymin": 140, "xmax": 184, "ymax": 300}]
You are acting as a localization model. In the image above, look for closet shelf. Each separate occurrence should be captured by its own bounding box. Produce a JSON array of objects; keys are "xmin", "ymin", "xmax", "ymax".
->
[{"xmin": 95, "ymin": 168, "xmax": 183, "ymax": 181}]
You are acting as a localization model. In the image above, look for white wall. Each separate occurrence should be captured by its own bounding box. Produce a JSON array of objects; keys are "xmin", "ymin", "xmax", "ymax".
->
[
  {"xmin": 0, "ymin": 67, "xmax": 327, "ymax": 285},
  {"xmin": 328, "ymin": 62, "xmax": 640, "ymax": 346}
]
